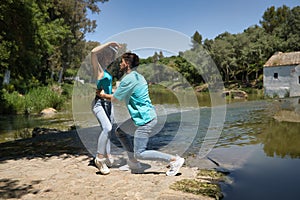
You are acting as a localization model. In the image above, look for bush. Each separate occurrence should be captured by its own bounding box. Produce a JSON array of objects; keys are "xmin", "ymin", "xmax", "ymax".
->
[
  {"xmin": 24, "ymin": 86, "xmax": 65, "ymax": 114},
  {"xmin": 1, "ymin": 85, "xmax": 67, "ymax": 115},
  {"xmin": 61, "ymin": 83, "xmax": 73, "ymax": 99},
  {"xmin": 2, "ymin": 90, "xmax": 25, "ymax": 114}
]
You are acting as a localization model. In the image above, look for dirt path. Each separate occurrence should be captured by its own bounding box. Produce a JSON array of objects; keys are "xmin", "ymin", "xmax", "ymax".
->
[
  {"xmin": 0, "ymin": 130, "xmax": 213, "ymax": 200},
  {"xmin": 0, "ymin": 154, "xmax": 212, "ymax": 200}
]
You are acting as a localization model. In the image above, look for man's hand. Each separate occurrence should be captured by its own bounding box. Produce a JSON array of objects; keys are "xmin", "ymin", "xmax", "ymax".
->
[
  {"xmin": 96, "ymin": 89, "xmax": 103, "ymax": 98},
  {"xmin": 95, "ymin": 89, "xmax": 116, "ymax": 102}
]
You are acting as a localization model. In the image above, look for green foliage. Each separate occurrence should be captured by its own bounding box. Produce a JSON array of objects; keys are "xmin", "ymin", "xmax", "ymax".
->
[
  {"xmin": 24, "ymin": 86, "xmax": 65, "ymax": 114},
  {"xmin": 170, "ymin": 179, "xmax": 222, "ymax": 199},
  {"xmin": 61, "ymin": 83, "xmax": 73, "ymax": 99},
  {"xmin": 257, "ymin": 120, "xmax": 300, "ymax": 158},
  {"xmin": 140, "ymin": 4, "xmax": 299, "ymax": 90},
  {"xmin": 170, "ymin": 169, "xmax": 226, "ymax": 199},
  {"xmin": 260, "ymin": 5, "xmax": 290, "ymax": 34},
  {"xmin": 139, "ymin": 54, "xmax": 204, "ymax": 88},
  {"xmin": 204, "ymin": 5, "xmax": 300, "ymax": 87},
  {"xmin": 2, "ymin": 90, "xmax": 25, "ymax": 114},
  {"xmin": 64, "ymin": 68, "xmax": 78, "ymax": 78},
  {"xmin": 192, "ymin": 31, "xmax": 202, "ymax": 48},
  {"xmin": 170, "ymin": 169, "xmax": 225, "ymax": 199},
  {"xmin": 1, "ymin": 85, "xmax": 66, "ymax": 114},
  {"xmin": 214, "ymin": 6, "xmax": 297, "ymax": 87},
  {"xmin": 260, "ymin": 5, "xmax": 300, "ymax": 52},
  {"xmin": 0, "ymin": 0, "xmax": 109, "ymax": 92}
]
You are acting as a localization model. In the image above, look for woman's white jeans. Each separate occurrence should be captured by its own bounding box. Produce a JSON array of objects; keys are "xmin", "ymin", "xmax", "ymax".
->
[{"xmin": 92, "ymin": 99, "xmax": 113, "ymax": 156}]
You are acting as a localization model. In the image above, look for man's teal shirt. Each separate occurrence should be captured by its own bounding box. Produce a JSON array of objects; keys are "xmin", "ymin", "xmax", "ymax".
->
[{"xmin": 113, "ymin": 70, "xmax": 156, "ymax": 126}]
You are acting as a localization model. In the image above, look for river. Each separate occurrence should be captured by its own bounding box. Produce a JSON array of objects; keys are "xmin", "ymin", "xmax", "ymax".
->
[{"xmin": 1, "ymin": 93, "xmax": 300, "ymax": 199}]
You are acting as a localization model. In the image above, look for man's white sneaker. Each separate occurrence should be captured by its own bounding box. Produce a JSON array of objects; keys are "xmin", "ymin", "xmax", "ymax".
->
[
  {"xmin": 166, "ymin": 155, "xmax": 185, "ymax": 176},
  {"xmin": 95, "ymin": 157, "xmax": 110, "ymax": 175},
  {"xmin": 119, "ymin": 164, "xmax": 131, "ymax": 171},
  {"xmin": 119, "ymin": 159, "xmax": 142, "ymax": 171}
]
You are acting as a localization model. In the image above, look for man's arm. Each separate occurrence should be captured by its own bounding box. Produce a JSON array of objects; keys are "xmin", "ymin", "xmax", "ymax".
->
[{"xmin": 96, "ymin": 90, "xmax": 117, "ymax": 102}]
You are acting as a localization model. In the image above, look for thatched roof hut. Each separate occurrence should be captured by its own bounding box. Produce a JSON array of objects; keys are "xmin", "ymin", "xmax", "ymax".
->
[
  {"xmin": 264, "ymin": 51, "xmax": 300, "ymax": 67},
  {"xmin": 263, "ymin": 51, "xmax": 300, "ymax": 98}
]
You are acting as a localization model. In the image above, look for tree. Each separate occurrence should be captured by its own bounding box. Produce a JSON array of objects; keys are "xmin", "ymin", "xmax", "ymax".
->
[
  {"xmin": 158, "ymin": 51, "xmax": 164, "ymax": 60},
  {"xmin": 209, "ymin": 32, "xmax": 237, "ymax": 84},
  {"xmin": 260, "ymin": 5, "xmax": 290, "ymax": 35},
  {"xmin": 0, "ymin": 0, "xmax": 44, "ymax": 92},
  {"xmin": 152, "ymin": 52, "xmax": 159, "ymax": 63},
  {"xmin": 0, "ymin": 0, "xmax": 109, "ymax": 92},
  {"xmin": 286, "ymin": 6, "xmax": 300, "ymax": 51},
  {"xmin": 192, "ymin": 31, "xmax": 202, "ymax": 49},
  {"xmin": 45, "ymin": 0, "xmax": 108, "ymax": 83}
]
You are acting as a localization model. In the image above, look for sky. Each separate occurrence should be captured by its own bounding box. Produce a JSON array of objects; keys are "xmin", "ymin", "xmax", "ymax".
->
[{"xmin": 85, "ymin": 0, "xmax": 299, "ymax": 57}]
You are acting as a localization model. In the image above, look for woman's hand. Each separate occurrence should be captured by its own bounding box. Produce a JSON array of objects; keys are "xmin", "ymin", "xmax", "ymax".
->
[
  {"xmin": 91, "ymin": 42, "xmax": 120, "ymax": 54},
  {"xmin": 107, "ymin": 42, "xmax": 121, "ymax": 49}
]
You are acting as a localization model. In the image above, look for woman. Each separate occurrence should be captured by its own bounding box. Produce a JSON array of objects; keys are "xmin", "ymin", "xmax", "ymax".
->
[
  {"xmin": 98, "ymin": 52, "xmax": 185, "ymax": 176},
  {"xmin": 91, "ymin": 42, "xmax": 119, "ymax": 175}
]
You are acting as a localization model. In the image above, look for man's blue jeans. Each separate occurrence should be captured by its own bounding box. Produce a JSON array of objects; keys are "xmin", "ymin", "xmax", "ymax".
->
[{"xmin": 115, "ymin": 118, "xmax": 172, "ymax": 162}]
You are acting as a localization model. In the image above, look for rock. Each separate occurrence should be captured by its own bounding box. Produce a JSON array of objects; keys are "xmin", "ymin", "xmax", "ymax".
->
[
  {"xmin": 32, "ymin": 127, "xmax": 60, "ymax": 137},
  {"xmin": 195, "ymin": 84, "xmax": 209, "ymax": 92},
  {"xmin": 222, "ymin": 90, "xmax": 248, "ymax": 99},
  {"xmin": 40, "ymin": 107, "xmax": 57, "ymax": 115},
  {"xmin": 274, "ymin": 110, "xmax": 300, "ymax": 123}
]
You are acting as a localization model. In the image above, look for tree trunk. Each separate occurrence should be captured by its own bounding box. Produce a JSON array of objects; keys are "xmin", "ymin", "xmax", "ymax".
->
[
  {"xmin": 58, "ymin": 66, "xmax": 65, "ymax": 84},
  {"xmin": 3, "ymin": 69, "xmax": 10, "ymax": 84}
]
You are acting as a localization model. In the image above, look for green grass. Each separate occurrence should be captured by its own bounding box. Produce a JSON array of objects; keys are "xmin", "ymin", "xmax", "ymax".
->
[
  {"xmin": 1, "ymin": 84, "xmax": 70, "ymax": 115},
  {"xmin": 170, "ymin": 169, "xmax": 225, "ymax": 199}
]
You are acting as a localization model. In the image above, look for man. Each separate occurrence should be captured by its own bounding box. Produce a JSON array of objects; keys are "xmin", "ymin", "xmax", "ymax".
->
[{"xmin": 98, "ymin": 52, "xmax": 184, "ymax": 176}]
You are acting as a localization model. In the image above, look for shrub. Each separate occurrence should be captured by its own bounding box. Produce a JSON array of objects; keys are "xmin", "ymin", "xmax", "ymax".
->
[
  {"xmin": 2, "ymin": 90, "xmax": 25, "ymax": 114},
  {"xmin": 24, "ymin": 86, "xmax": 65, "ymax": 114},
  {"xmin": 1, "ymin": 84, "xmax": 71, "ymax": 115},
  {"xmin": 61, "ymin": 83, "xmax": 73, "ymax": 99}
]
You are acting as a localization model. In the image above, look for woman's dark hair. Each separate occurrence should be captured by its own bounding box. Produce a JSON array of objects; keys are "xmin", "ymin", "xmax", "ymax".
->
[{"xmin": 122, "ymin": 52, "xmax": 139, "ymax": 68}]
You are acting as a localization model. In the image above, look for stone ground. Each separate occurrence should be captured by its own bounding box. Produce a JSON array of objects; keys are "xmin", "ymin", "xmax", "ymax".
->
[{"xmin": 0, "ymin": 130, "xmax": 214, "ymax": 200}]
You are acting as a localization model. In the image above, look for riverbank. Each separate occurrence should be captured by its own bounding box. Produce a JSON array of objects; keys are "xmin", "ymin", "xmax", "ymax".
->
[{"xmin": 0, "ymin": 129, "xmax": 226, "ymax": 200}]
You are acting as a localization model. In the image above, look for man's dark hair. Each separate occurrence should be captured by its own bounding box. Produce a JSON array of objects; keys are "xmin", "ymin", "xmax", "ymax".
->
[{"xmin": 122, "ymin": 52, "xmax": 139, "ymax": 68}]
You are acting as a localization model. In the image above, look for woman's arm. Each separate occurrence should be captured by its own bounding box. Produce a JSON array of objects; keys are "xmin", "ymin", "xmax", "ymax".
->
[
  {"xmin": 91, "ymin": 48, "xmax": 104, "ymax": 80},
  {"xmin": 91, "ymin": 42, "xmax": 120, "ymax": 80}
]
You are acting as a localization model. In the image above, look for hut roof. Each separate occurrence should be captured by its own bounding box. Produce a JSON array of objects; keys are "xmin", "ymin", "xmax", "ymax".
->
[{"xmin": 264, "ymin": 51, "xmax": 300, "ymax": 67}]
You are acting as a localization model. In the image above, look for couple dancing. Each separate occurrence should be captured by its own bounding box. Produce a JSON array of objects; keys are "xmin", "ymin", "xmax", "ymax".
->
[{"xmin": 91, "ymin": 42, "xmax": 184, "ymax": 176}]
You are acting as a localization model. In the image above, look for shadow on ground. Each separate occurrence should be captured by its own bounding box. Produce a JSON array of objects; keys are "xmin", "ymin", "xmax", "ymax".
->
[
  {"xmin": 0, "ymin": 179, "xmax": 42, "ymax": 199},
  {"xmin": 0, "ymin": 130, "xmax": 88, "ymax": 162}
]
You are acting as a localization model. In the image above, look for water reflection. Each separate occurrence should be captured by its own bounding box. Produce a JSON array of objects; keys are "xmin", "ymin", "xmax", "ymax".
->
[
  {"xmin": 256, "ymin": 97, "xmax": 300, "ymax": 158},
  {"xmin": 0, "ymin": 113, "xmax": 73, "ymax": 142},
  {"xmin": 214, "ymin": 101, "xmax": 269, "ymax": 148},
  {"xmin": 258, "ymin": 120, "xmax": 300, "ymax": 158},
  {"xmin": 273, "ymin": 97, "xmax": 300, "ymax": 123},
  {"xmin": 206, "ymin": 99, "xmax": 300, "ymax": 160}
]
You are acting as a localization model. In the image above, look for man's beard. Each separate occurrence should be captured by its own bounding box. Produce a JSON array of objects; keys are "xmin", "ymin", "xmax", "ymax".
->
[
  {"xmin": 120, "ymin": 66, "xmax": 129, "ymax": 73},
  {"xmin": 118, "ymin": 67, "xmax": 127, "ymax": 77}
]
